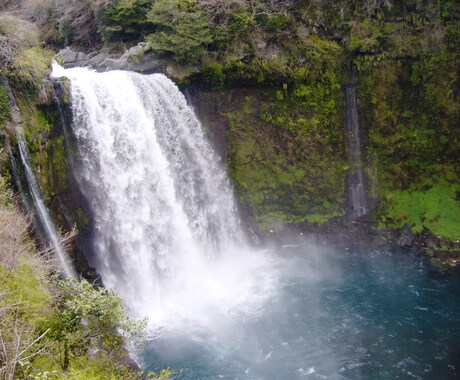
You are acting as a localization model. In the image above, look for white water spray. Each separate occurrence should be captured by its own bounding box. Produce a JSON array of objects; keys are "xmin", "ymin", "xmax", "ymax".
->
[{"xmin": 52, "ymin": 64, "xmax": 276, "ymax": 328}]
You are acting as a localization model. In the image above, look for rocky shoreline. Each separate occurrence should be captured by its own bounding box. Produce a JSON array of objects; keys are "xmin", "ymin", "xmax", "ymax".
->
[{"xmin": 256, "ymin": 218, "xmax": 460, "ymax": 273}]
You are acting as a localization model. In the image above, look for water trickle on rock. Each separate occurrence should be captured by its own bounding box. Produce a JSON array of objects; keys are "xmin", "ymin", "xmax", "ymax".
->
[
  {"xmin": 345, "ymin": 84, "xmax": 368, "ymax": 218},
  {"xmin": 17, "ymin": 134, "xmax": 76, "ymax": 278}
]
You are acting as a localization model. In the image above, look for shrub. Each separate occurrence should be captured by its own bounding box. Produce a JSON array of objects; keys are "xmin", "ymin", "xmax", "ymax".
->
[
  {"xmin": 347, "ymin": 19, "xmax": 383, "ymax": 53},
  {"xmin": 40, "ymin": 276, "xmax": 146, "ymax": 372},
  {"xmin": 203, "ymin": 62, "xmax": 225, "ymax": 87},
  {"xmin": 100, "ymin": 0, "xmax": 155, "ymax": 43},
  {"xmin": 146, "ymin": 0, "xmax": 212, "ymax": 63}
]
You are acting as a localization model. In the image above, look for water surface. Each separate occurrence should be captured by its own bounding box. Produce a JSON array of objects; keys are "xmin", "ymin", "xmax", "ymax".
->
[{"xmin": 137, "ymin": 245, "xmax": 460, "ymax": 379}]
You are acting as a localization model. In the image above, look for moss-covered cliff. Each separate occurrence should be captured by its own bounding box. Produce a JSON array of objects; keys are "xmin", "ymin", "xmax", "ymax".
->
[
  {"xmin": 358, "ymin": 53, "xmax": 459, "ymax": 241},
  {"xmin": 195, "ymin": 34, "xmax": 346, "ymax": 230}
]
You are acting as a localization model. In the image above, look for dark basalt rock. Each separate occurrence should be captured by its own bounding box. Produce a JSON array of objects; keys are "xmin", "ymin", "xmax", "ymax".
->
[{"xmin": 397, "ymin": 224, "xmax": 416, "ymax": 247}]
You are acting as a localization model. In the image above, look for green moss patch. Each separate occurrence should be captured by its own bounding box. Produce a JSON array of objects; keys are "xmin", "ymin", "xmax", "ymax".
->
[
  {"xmin": 382, "ymin": 184, "xmax": 460, "ymax": 240},
  {"xmin": 0, "ymin": 84, "xmax": 11, "ymax": 127}
]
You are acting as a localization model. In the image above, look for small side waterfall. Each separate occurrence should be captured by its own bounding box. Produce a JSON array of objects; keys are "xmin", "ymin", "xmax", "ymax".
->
[
  {"xmin": 345, "ymin": 84, "xmax": 368, "ymax": 218},
  {"xmin": 1, "ymin": 72, "xmax": 75, "ymax": 278},
  {"xmin": 51, "ymin": 64, "xmax": 274, "ymax": 322},
  {"xmin": 16, "ymin": 135, "xmax": 76, "ymax": 278}
]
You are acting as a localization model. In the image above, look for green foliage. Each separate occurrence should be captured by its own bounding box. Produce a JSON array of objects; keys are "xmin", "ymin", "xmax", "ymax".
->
[
  {"xmin": 357, "ymin": 45, "xmax": 459, "ymax": 242},
  {"xmin": 258, "ymin": 13, "xmax": 292, "ymax": 36},
  {"xmin": 0, "ymin": 264, "xmax": 52, "ymax": 324},
  {"xmin": 224, "ymin": 57, "xmax": 288, "ymax": 85},
  {"xmin": 194, "ymin": 32, "xmax": 347, "ymax": 229},
  {"xmin": 0, "ymin": 205, "xmax": 151, "ymax": 378},
  {"xmin": 348, "ymin": 19, "xmax": 383, "ymax": 53},
  {"xmin": 146, "ymin": 0, "xmax": 212, "ymax": 63},
  {"xmin": 0, "ymin": 207, "xmax": 155, "ymax": 379},
  {"xmin": 305, "ymin": 213, "xmax": 341, "ymax": 224},
  {"xmin": 147, "ymin": 369, "xmax": 175, "ymax": 380},
  {"xmin": 20, "ymin": 101, "xmax": 84, "ymax": 232},
  {"xmin": 383, "ymin": 185, "xmax": 460, "ymax": 240},
  {"xmin": 20, "ymin": 106, "xmax": 53, "ymax": 201},
  {"xmin": 0, "ymin": 196, "xmax": 152, "ymax": 378},
  {"xmin": 0, "ymin": 175, "xmax": 14, "ymax": 207},
  {"xmin": 0, "ymin": 84, "xmax": 11, "ymax": 126},
  {"xmin": 40, "ymin": 276, "xmax": 146, "ymax": 371},
  {"xmin": 203, "ymin": 62, "xmax": 225, "ymax": 88},
  {"xmin": 0, "ymin": 264, "xmax": 52, "ymax": 379},
  {"xmin": 0, "ymin": 14, "xmax": 49, "ymax": 100},
  {"xmin": 100, "ymin": 0, "xmax": 155, "ymax": 42},
  {"xmin": 220, "ymin": 35, "xmax": 343, "ymax": 87},
  {"xmin": 227, "ymin": 10, "xmax": 255, "ymax": 38}
]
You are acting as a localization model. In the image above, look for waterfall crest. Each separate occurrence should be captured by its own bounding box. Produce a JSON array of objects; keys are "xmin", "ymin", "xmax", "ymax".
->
[
  {"xmin": 52, "ymin": 64, "xmax": 274, "ymax": 322},
  {"xmin": 345, "ymin": 85, "xmax": 368, "ymax": 218}
]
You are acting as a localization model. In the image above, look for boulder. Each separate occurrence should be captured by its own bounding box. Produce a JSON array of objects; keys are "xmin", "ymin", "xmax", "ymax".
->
[
  {"xmin": 97, "ymin": 42, "xmax": 167, "ymax": 74},
  {"xmin": 396, "ymin": 224, "xmax": 416, "ymax": 247},
  {"xmin": 120, "ymin": 41, "xmax": 149, "ymax": 60},
  {"xmin": 58, "ymin": 48, "xmax": 89, "ymax": 68},
  {"xmin": 97, "ymin": 57, "xmax": 130, "ymax": 71}
]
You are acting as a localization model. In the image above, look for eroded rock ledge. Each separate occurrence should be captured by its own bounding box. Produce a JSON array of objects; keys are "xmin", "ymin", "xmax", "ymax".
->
[{"xmin": 59, "ymin": 43, "xmax": 168, "ymax": 75}]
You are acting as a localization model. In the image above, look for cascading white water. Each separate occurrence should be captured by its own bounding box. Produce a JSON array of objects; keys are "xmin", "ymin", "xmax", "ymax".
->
[
  {"xmin": 16, "ymin": 134, "xmax": 76, "ymax": 278},
  {"xmin": 345, "ymin": 85, "xmax": 368, "ymax": 218},
  {"xmin": 51, "ymin": 64, "xmax": 276, "ymax": 326}
]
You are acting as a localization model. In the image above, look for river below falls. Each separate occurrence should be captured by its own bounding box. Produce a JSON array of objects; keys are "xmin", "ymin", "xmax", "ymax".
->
[{"xmin": 134, "ymin": 243, "xmax": 460, "ymax": 379}]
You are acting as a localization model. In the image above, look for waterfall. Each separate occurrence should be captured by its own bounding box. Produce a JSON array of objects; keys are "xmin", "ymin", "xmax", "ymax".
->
[
  {"xmin": 345, "ymin": 85, "xmax": 368, "ymax": 218},
  {"xmin": 51, "ymin": 64, "xmax": 274, "ymax": 323},
  {"xmin": 16, "ymin": 134, "xmax": 76, "ymax": 278}
]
